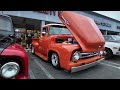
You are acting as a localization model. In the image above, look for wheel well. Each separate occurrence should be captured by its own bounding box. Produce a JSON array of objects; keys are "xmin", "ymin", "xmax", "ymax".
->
[
  {"xmin": 105, "ymin": 47, "xmax": 113, "ymax": 54},
  {"xmin": 48, "ymin": 50, "xmax": 58, "ymax": 63}
]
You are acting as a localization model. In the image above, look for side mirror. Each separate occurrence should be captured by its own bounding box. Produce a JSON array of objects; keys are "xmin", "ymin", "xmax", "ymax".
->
[{"xmin": 42, "ymin": 32, "xmax": 46, "ymax": 36}]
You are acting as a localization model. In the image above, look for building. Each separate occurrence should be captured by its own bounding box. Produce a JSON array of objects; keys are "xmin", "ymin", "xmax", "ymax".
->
[{"xmin": 1, "ymin": 11, "xmax": 120, "ymax": 46}]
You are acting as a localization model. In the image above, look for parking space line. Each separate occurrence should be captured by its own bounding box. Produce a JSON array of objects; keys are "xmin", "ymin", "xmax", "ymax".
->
[
  {"xmin": 34, "ymin": 59, "xmax": 55, "ymax": 79},
  {"xmin": 103, "ymin": 61, "xmax": 120, "ymax": 66},
  {"xmin": 100, "ymin": 62, "xmax": 120, "ymax": 70},
  {"xmin": 29, "ymin": 66, "xmax": 36, "ymax": 79}
]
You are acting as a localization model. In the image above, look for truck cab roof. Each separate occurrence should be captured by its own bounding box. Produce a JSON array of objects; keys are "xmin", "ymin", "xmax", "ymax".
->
[{"xmin": 42, "ymin": 23, "xmax": 65, "ymax": 28}]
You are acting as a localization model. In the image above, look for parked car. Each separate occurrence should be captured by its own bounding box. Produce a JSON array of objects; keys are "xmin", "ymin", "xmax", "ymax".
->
[
  {"xmin": 0, "ymin": 14, "xmax": 28, "ymax": 79},
  {"xmin": 32, "ymin": 11, "xmax": 105, "ymax": 72},
  {"xmin": 103, "ymin": 35, "xmax": 120, "ymax": 58}
]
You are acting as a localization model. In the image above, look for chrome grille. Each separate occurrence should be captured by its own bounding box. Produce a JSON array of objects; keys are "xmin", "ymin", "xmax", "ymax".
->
[{"xmin": 80, "ymin": 52, "xmax": 99, "ymax": 59}]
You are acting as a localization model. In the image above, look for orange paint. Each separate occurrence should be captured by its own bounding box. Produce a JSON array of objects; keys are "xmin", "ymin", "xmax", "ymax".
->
[{"xmin": 32, "ymin": 11, "xmax": 105, "ymax": 71}]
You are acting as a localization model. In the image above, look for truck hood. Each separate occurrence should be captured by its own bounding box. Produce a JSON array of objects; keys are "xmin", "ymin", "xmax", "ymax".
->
[{"xmin": 58, "ymin": 11, "xmax": 105, "ymax": 52}]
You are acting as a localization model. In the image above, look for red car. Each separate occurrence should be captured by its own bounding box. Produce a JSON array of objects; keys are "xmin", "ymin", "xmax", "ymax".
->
[
  {"xmin": 0, "ymin": 14, "xmax": 28, "ymax": 79},
  {"xmin": 32, "ymin": 11, "xmax": 105, "ymax": 72}
]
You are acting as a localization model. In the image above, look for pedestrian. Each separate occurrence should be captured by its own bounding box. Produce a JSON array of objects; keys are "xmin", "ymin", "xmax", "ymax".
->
[{"xmin": 26, "ymin": 32, "xmax": 33, "ymax": 49}]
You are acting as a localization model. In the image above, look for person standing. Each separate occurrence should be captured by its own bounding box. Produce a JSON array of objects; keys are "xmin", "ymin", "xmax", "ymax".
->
[{"xmin": 26, "ymin": 32, "xmax": 33, "ymax": 49}]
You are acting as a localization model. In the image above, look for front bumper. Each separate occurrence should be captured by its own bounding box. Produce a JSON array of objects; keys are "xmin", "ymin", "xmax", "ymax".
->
[
  {"xmin": 71, "ymin": 58, "xmax": 104, "ymax": 73},
  {"xmin": 115, "ymin": 51, "xmax": 120, "ymax": 55}
]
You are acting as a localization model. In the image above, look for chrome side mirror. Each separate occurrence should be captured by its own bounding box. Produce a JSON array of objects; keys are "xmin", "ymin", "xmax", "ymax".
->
[{"xmin": 42, "ymin": 32, "xmax": 46, "ymax": 36}]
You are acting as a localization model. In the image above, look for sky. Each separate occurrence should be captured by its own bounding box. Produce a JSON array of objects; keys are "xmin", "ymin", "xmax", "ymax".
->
[{"xmin": 93, "ymin": 11, "xmax": 120, "ymax": 21}]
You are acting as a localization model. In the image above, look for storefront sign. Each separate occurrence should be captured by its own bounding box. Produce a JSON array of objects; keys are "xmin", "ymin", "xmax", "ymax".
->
[
  {"xmin": 34, "ymin": 11, "xmax": 56, "ymax": 16},
  {"xmin": 95, "ymin": 20, "xmax": 111, "ymax": 27}
]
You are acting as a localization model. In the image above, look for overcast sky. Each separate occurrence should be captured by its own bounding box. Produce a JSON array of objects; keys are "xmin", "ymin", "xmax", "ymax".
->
[{"xmin": 93, "ymin": 11, "xmax": 120, "ymax": 21}]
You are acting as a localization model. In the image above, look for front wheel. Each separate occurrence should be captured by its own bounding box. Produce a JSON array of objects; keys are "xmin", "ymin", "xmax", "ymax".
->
[
  {"xmin": 104, "ymin": 48, "xmax": 113, "ymax": 59},
  {"xmin": 51, "ymin": 53, "xmax": 61, "ymax": 69}
]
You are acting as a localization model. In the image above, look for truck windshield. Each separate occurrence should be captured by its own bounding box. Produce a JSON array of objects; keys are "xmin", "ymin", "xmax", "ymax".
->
[
  {"xmin": 0, "ymin": 17, "xmax": 12, "ymax": 32},
  {"xmin": 49, "ymin": 25, "xmax": 71, "ymax": 35}
]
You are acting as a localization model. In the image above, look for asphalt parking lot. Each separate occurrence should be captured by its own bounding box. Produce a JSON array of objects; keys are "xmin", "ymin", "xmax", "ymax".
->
[{"xmin": 28, "ymin": 52, "xmax": 120, "ymax": 79}]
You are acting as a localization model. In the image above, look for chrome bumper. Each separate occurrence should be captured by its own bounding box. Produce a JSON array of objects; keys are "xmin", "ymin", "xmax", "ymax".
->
[
  {"xmin": 71, "ymin": 58, "xmax": 104, "ymax": 73},
  {"xmin": 116, "ymin": 52, "xmax": 120, "ymax": 55}
]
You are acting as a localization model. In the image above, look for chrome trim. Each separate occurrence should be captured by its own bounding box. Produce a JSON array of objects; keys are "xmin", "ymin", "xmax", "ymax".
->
[
  {"xmin": 0, "ymin": 62, "xmax": 20, "ymax": 79},
  {"xmin": 80, "ymin": 52, "xmax": 99, "ymax": 58},
  {"xmin": 71, "ymin": 58, "xmax": 104, "ymax": 73}
]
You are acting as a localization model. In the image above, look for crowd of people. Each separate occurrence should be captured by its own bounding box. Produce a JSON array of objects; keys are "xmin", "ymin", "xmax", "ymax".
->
[{"xmin": 15, "ymin": 30, "xmax": 40, "ymax": 49}]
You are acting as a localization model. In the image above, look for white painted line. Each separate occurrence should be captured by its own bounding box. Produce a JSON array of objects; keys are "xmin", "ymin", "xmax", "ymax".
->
[
  {"xmin": 29, "ymin": 66, "xmax": 36, "ymax": 79},
  {"xmin": 100, "ymin": 62, "xmax": 120, "ymax": 70},
  {"xmin": 34, "ymin": 60, "xmax": 55, "ymax": 79},
  {"xmin": 103, "ymin": 61, "xmax": 120, "ymax": 66}
]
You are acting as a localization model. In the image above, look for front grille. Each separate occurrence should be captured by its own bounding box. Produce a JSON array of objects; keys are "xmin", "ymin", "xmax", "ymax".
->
[{"xmin": 80, "ymin": 52, "xmax": 99, "ymax": 59}]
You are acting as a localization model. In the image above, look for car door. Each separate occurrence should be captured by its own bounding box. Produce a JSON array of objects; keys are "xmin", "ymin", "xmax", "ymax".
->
[{"xmin": 39, "ymin": 27, "xmax": 49, "ymax": 56}]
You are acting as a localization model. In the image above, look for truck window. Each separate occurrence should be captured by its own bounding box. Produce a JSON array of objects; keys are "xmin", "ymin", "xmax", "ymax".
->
[
  {"xmin": 49, "ymin": 25, "xmax": 71, "ymax": 35},
  {"xmin": 104, "ymin": 36, "xmax": 115, "ymax": 41}
]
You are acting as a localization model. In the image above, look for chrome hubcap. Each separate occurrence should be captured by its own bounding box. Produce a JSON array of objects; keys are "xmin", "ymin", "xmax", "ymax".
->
[{"xmin": 51, "ymin": 53, "xmax": 58, "ymax": 66}]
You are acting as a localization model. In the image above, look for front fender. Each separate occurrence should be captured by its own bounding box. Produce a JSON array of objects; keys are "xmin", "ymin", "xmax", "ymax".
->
[
  {"xmin": 48, "ymin": 44, "xmax": 80, "ymax": 69},
  {"xmin": 0, "ymin": 44, "xmax": 28, "ymax": 79}
]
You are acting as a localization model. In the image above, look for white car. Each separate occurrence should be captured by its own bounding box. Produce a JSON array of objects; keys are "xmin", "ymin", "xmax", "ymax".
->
[{"xmin": 103, "ymin": 35, "xmax": 120, "ymax": 58}]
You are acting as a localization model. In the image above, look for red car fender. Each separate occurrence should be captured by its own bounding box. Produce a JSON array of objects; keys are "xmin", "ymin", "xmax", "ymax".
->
[
  {"xmin": 32, "ymin": 38, "xmax": 39, "ymax": 52},
  {"xmin": 1, "ymin": 44, "xmax": 28, "ymax": 79}
]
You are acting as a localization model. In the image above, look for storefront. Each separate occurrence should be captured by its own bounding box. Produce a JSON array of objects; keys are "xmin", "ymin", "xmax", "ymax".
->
[{"xmin": 1, "ymin": 11, "xmax": 120, "ymax": 47}]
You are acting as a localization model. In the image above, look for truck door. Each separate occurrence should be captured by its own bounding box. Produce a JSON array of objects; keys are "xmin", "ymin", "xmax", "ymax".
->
[{"xmin": 39, "ymin": 27, "xmax": 49, "ymax": 56}]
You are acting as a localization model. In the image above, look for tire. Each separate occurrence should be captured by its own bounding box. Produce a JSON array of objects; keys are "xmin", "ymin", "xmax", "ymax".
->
[
  {"xmin": 31, "ymin": 45, "xmax": 35, "ymax": 54},
  {"xmin": 104, "ymin": 48, "xmax": 113, "ymax": 59},
  {"xmin": 51, "ymin": 52, "xmax": 61, "ymax": 69}
]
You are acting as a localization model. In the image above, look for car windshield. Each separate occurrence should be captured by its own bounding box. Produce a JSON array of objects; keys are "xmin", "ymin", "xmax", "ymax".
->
[
  {"xmin": 112, "ymin": 35, "xmax": 120, "ymax": 41},
  {"xmin": 0, "ymin": 16, "xmax": 12, "ymax": 32},
  {"xmin": 49, "ymin": 25, "xmax": 71, "ymax": 35},
  {"xmin": 104, "ymin": 36, "xmax": 115, "ymax": 41}
]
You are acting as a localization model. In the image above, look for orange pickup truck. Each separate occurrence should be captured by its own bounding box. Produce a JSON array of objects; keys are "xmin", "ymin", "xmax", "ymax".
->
[{"xmin": 32, "ymin": 11, "xmax": 105, "ymax": 72}]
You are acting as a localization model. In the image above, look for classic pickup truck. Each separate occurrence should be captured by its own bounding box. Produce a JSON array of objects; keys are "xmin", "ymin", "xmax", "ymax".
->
[
  {"xmin": 32, "ymin": 11, "xmax": 105, "ymax": 72},
  {"xmin": 0, "ymin": 14, "xmax": 28, "ymax": 79}
]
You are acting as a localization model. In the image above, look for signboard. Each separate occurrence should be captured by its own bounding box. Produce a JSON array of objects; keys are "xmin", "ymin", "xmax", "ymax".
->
[
  {"xmin": 34, "ymin": 11, "xmax": 56, "ymax": 16},
  {"xmin": 95, "ymin": 20, "xmax": 111, "ymax": 27}
]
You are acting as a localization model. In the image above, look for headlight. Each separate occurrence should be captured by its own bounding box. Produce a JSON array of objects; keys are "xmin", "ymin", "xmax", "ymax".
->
[
  {"xmin": 72, "ymin": 51, "xmax": 81, "ymax": 61},
  {"xmin": 0, "ymin": 62, "xmax": 20, "ymax": 79},
  {"xmin": 99, "ymin": 50, "xmax": 106, "ymax": 56}
]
